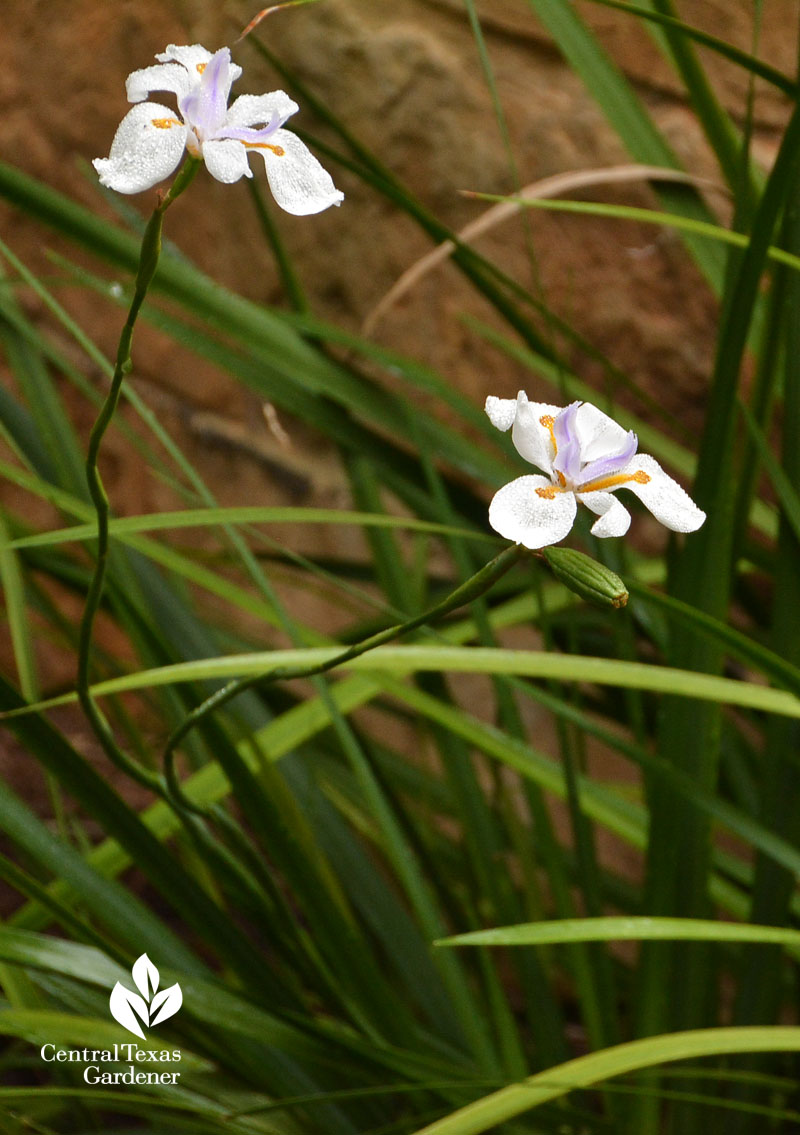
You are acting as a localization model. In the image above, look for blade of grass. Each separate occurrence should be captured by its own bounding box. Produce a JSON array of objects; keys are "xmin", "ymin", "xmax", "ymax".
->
[
  {"xmin": 0, "ymin": 514, "xmax": 37, "ymax": 703},
  {"xmin": 410, "ymin": 1028, "xmax": 800, "ymax": 1134},
  {"xmin": 14, "ymin": 643, "xmax": 800, "ymax": 720},
  {"xmin": 437, "ymin": 918, "xmax": 800, "ymax": 949},
  {"xmin": 461, "ymin": 194, "xmax": 800, "ymax": 276},
  {"xmin": 3, "ymin": 507, "xmax": 489, "ymax": 552}
]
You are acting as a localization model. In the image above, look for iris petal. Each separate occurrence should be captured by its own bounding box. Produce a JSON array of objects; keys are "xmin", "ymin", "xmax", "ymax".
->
[
  {"xmin": 488, "ymin": 475, "xmax": 577, "ymax": 550},
  {"xmin": 219, "ymin": 121, "xmax": 282, "ymax": 145},
  {"xmin": 510, "ymin": 391, "xmax": 561, "ymax": 475},
  {"xmin": 552, "ymin": 402, "xmax": 583, "ymax": 483},
  {"xmin": 485, "ymin": 395, "xmax": 518, "ymax": 433},
  {"xmin": 93, "ymin": 102, "xmax": 187, "ymax": 195},
  {"xmin": 580, "ymin": 491, "xmax": 632, "ymax": 538},
  {"xmin": 248, "ymin": 129, "xmax": 344, "ymax": 216},
  {"xmin": 226, "ymin": 92, "xmax": 298, "ymax": 129},
  {"xmin": 616, "ymin": 454, "xmax": 706, "ymax": 532},
  {"xmin": 574, "ymin": 402, "xmax": 633, "ymax": 463},
  {"xmin": 577, "ymin": 429, "xmax": 638, "ymax": 487},
  {"xmin": 154, "ymin": 44, "xmax": 243, "ymax": 85},
  {"xmin": 156, "ymin": 44, "xmax": 213, "ymax": 71},
  {"xmin": 201, "ymin": 138, "xmax": 252, "ymax": 184},
  {"xmin": 126, "ymin": 62, "xmax": 195, "ymax": 104}
]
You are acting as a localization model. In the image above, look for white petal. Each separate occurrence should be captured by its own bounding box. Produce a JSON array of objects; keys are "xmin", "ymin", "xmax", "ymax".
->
[
  {"xmin": 579, "ymin": 491, "xmax": 632, "ymax": 538},
  {"xmin": 489, "ymin": 475, "xmax": 577, "ymax": 550},
  {"xmin": 226, "ymin": 91, "xmax": 299, "ymax": 129},
  {"xmin": 575, "ymin": 402, "xmax": 632, "ymax": 462},
  {"xmin": 126, "ymin": 62, "xmax": 195, "ymax": 104},
  {"xmin": 93, "ymin": 102, "xmax": 187, "ymax": 194},
  {"xmin": 618, "ymin": 454, "xmax": 706, "ymax": 532},
  {"xmin": 156, "ymin": 44, "xmax": 211, "ymax": 66},
  {"xmin": 252, "ymin": 129, "xmax": 344, "ymax": 215},
  {"xmin": 485, "ymin": 395, "xmax": 517, "ymax": 432},
  {"xmin": 202, "ymin": 137, "xmax": 252, "ymax": 183},
  {"xmin": 156, "ymin": 44, "xmax": 242, "ymax": 85},
  {"xmin": 511, "ymin": 391, "xmax": 562, "ymax": 475}
]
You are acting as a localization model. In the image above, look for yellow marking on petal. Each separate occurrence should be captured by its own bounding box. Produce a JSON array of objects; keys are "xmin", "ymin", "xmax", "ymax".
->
[
  {"xmin": 539, "ymin": 414, "xmax": 558, "ymax": 455},
  {"xmin": 556, "ymin": 471, "xmax": 567, "ymax": 488},
  {"xmin": 151, "ymin": 117, "xmax": 182, "ymax": 129},
  {"xmin": 536, "ymin": 485, "xmax": 562, "ymax": 500},
  {"xmin": 196, "ymin": 62, "xmax": 207, "ymax": 74},
  {"xmin": 579, "ymin": 469, "xmax": 651, "ymax": 495},
  {"xmin": 245, "ymin": 142, "xmax": 285, "ymax": 156}
]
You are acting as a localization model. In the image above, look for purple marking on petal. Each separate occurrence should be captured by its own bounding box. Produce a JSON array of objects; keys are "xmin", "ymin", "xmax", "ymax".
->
[
  {"xmin": 179, "ymin": 47, "xmax": 232, "ymax": 140},
  {"xmin": 552, "ymin": 402, "xmax": 583, "ymax": 484},
  {"xmin": 217, "ymin": 115, "xmax": 281, "ymax": 145},
  {"xmin": 577, "ymin": 430, "xmax": 638, "ymax": 487},
  {"xmin": 179, "ymin": 88, "xmax": 203, "ymax": 133}
]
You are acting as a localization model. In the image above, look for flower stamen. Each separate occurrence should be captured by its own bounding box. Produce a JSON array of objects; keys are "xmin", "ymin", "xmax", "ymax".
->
[
  {"xmin": 580, "ymin": 469, "xmax": 651, "ymax": 495},
  {"xmin": 196, "ymin": 62, "xmax": 207, "ymax": 74}
]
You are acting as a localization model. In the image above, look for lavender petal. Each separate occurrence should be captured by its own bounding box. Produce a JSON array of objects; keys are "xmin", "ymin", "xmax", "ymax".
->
[
  {"xmin": 552, "ymin": 401, "xmax": 583, "ymax": 484},
  {"xmin": 578, "ymin": 430, "xmax": 638, "ymax": 487}
]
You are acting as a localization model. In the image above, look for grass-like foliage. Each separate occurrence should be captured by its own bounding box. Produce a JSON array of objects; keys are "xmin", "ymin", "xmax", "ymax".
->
[{"xmin": 0, "ymin": 2, "xmax": 799, "ymax": 1132}]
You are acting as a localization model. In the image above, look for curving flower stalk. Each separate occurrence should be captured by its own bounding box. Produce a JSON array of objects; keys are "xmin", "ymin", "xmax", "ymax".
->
[
  {"xmin": 486, "ymin": 392, "xmax": 705, "ymax": 550},
  {"xmin": 77, "ymin": 160, "xmax": 202, "ymax": 795},
  {"xmin": 94, "ymin": 44, "xmax": 343, "ymax": 215}
]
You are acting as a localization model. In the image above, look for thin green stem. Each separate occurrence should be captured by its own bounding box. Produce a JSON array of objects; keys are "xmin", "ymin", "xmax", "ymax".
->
[
  {"xmin": 76, "ymin": 159, "xmax": 201, "ymax": 793},
  {"xmin": 162, "ymin": 544, "xmax": 527, "ymax": 808}
]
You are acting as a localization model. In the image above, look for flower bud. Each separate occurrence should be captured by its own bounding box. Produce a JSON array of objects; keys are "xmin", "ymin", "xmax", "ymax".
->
[{"xmin": 541, "ymin": 547, "xmax": 628, "ymax": 609}]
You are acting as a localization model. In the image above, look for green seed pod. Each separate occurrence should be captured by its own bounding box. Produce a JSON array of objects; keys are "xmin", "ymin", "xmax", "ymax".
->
[{"xmin": 541, "ymin": 547, "xmax": 628, "ymax": 609}]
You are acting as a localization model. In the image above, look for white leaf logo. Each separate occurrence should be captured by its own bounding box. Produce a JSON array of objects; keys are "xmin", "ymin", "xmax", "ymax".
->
[
  {"xmin": 109, "ymin": 954, "xmax": 182, "ymax": 1038},
  {"xmin": 109, "ymin": 982, "xmax": 149, "ymax": 1040},
  {"xmin": 132, "ymin": 952, "xmax": 159, "ymax": 1000},
  {"xmin": 149, "ymin": 983, "xmax": 182, "ymax": 1026}
]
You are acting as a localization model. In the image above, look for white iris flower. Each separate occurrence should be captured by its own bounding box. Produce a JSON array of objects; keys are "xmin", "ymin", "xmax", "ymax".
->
[
  {"xmin": 93, "ymin": 44, "xmax": 344, "ymax": 215},
  {"xmin": 486, "ymin": 392, "xmax": 705, "ymax": 550}
]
